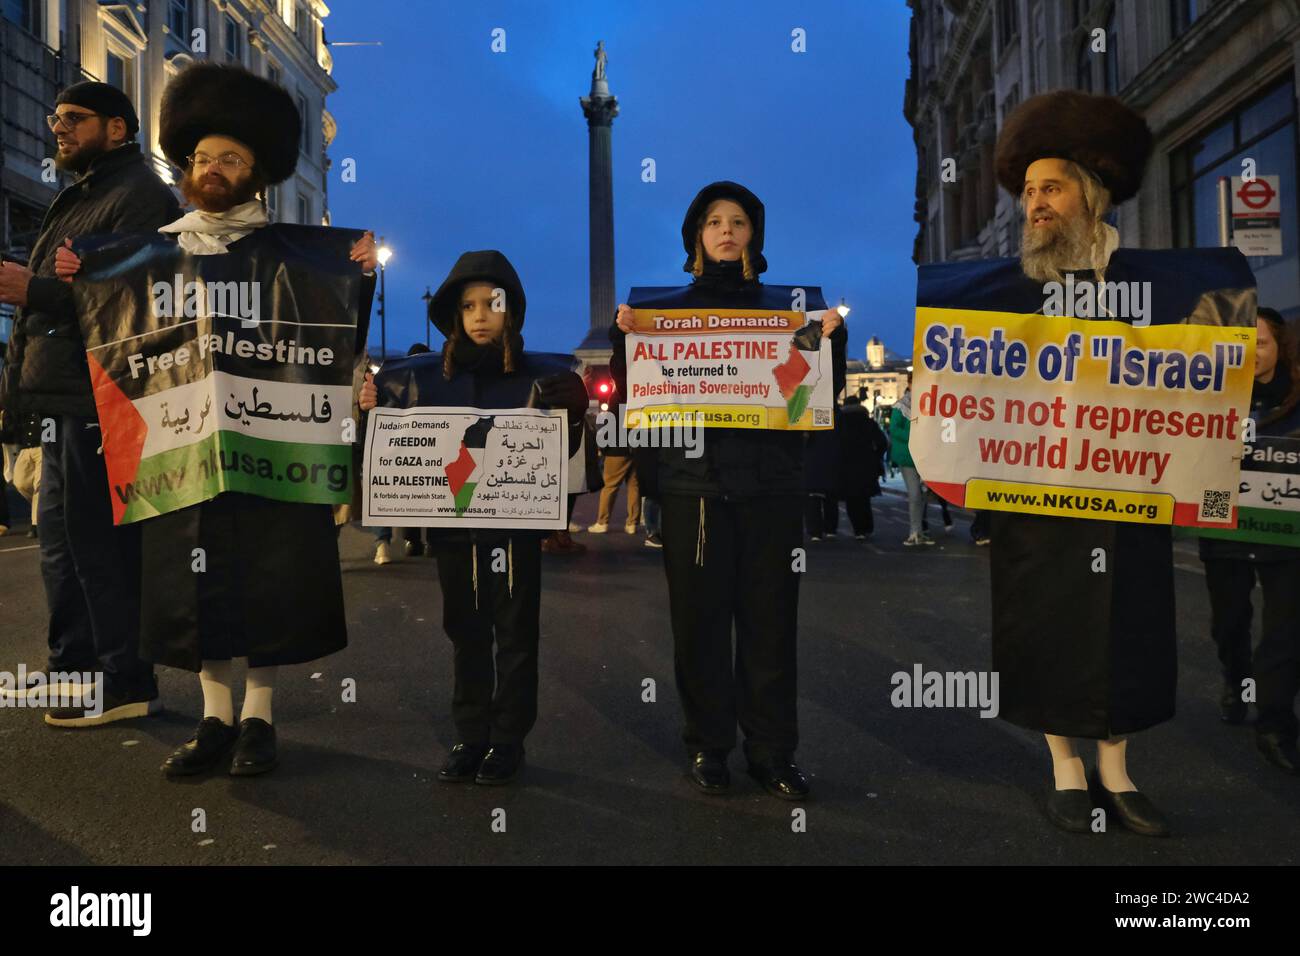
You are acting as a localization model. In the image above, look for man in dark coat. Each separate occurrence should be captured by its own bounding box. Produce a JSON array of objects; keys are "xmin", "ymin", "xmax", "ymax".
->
[
  {"xmin": 987, "ymin": 91, "xmax": 1181, "ymax": 836},
  {"xmin": 52, "ymin": 64, "xmax": 376, "ymax": 775},
  {"xmin": 0, "ymin": 82, "xmax": 179, "ymax": 724},
  {"xmin": 837, "ymin": 396, "xmax": 887, "ymax": 538}
]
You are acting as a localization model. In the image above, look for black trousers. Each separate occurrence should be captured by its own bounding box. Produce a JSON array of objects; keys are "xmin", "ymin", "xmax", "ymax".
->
[
  {"xmin": 1203, "ymin": 557, "xmax": 1300, "ymax": 737},
  {"xmin": 660, "ymin": 494, "xmax": 801, "ymax": 762},
  {"xmin": 844, "ymin": 495, "xmax": 873, "ymax": 535},
  {"xmin": 38, "ymin": 416, "xmax": 153, "ymax": 697},
  {"xmin": 804, "ymin": 494, "xmax": 839, "ymax": 537},
  {"xmin": 435, "ymin": 537, "xmax": 542, "ymax": 746}
]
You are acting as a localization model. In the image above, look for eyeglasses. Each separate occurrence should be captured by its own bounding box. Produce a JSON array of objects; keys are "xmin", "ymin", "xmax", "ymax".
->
[
  {"xmin": 187, "ymin": 152, "xmax": 252, "ymax": 171},
  {"xmin": 46, "ymin": 111, "xmax": 103, "ymax": 132}
]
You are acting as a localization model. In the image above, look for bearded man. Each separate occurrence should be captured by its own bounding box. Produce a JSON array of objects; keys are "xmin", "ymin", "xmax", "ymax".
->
[
  {"xmin": 0, "ymin": 82, "xmax": 179, "ymax": 724},
  {"xmin": 53, "ymin": 64, "xmax": 375, "ymax": 777},
  {"xmin": 988, "ymin": 91, "xmax": 1175, "ymax": 837}
]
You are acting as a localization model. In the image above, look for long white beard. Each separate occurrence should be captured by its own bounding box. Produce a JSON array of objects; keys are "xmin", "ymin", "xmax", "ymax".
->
[{"xmin": 1020, "ymin": 213, "xmax": 1098, "ymax": 284}]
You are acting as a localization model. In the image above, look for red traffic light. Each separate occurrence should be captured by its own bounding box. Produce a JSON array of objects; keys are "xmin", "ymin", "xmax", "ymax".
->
[{"xmin": 597, "ymin": 381, "xmax": 610, "ymax": 395}]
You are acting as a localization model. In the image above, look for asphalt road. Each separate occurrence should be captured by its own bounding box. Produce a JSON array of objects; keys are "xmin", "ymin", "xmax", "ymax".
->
[{"xmin": 0, "ymin": 484, "xmax": 1296, "ymax": 865}]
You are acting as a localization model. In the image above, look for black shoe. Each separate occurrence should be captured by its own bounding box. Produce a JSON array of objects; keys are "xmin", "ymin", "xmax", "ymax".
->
[
  {"xmin": 229, "ymin": 718, "xmax": 278, "ymax": 776},
  {"xmin": 1220, "ymin": 684, "xmax": 1248, "ymax": 724},
  {"xmin": 1044, "ymin": 786, "xmax": 1093, "ymax": 833},
  {"xmin": 438, "ymin": 743, "xmax": 488, "ymax": 783},
  {"xmin": 162, "ymin": 717, "xmax": 238, "ymax": 778},
  {"xmin": 1091, "ymin": 772, "xmax": 1170, "ymax": 837},
  {"xmin": 747, "ymin": 757, "xmax": 810, "ymax": 801},
  {"xmin": 1256, "ymin": 731, "xmax": 1300, "ymax": 775},
  {"xmin": 689, "ymin": 751, "xmax": 730, "ymax": 793},
  {"xmin": 475, "ymin": 743, "xmax": 523, "ymax": 785},
  {"xmin": 43, "ymin": 687, "xmax": 161, "ymax": 727}
]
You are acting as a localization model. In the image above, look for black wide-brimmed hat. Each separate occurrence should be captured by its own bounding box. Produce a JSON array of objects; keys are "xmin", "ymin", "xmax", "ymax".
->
[
  {"xmin": 160, "ymin": 63, "xmax": 301, "ymax": 184},
  {"xmin": 995, "ymin": 90, "xmax": 1153, "ymax": 203},
  {"xmin": 680, "ymin": 181, "xmax": 768, "ymax": 274},
  {"xmin": 428, "ymin": 250, "xmax": 527, "ymax": 338}
]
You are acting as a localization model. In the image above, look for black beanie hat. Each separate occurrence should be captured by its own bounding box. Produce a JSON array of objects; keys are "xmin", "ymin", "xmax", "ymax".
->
[
  {"xmin": 56, "ymin": 82, "xmax": 139, "ymax": 139},
  {"xmin": 428, "ymin": 250, "xmax": 527, "ymax": 339},
  {"xmin": 680, "ymin": 181, "xmax": 768, "ymax": 275}
]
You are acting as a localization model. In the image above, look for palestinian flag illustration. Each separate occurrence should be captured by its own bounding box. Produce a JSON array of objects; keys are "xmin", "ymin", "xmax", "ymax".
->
[
  {"xmin": 444, "ymin": 417, "xmax": 496, "ymax": 515},
  {"xmin": 772, "ymin": 339, "xmax": 823, "ymax": 425}
]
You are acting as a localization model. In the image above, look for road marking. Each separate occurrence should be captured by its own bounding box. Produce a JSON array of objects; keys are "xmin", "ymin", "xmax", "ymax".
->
[{"xmin": 0, "ymin": 544, "xmax": 39, "ymax": 554}]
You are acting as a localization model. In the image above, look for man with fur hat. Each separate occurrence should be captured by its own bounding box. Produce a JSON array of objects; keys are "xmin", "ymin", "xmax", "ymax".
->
[
  {"xmin": 985, "ymin": 91, "xmax": 1184, "ymax": 836},
  {"xmin": 0, "ymin": 81, "xmax": 179, "ymax": 724},
  {"xmin": 55, "ymin": 63, "xmax": 376, "ymax": 777}
]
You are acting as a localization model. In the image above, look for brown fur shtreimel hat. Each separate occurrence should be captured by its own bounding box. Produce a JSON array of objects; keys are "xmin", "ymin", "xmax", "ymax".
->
[{"xmin": 994, "ymin": 90, "xmax": 1153, "ymax": 203}]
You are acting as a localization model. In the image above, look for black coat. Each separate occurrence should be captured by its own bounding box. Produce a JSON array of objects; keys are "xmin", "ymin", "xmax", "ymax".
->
[
  {"xmin": 0, "ymin": 145, "xmax": 179, "ymax": 431},
  {"xmin": 140, "ymin": 228, "xmax": 374, "ymax": 672},
  {"xmin": 918, "ymin": 248, "xmax": 1257, "ymax": 739},
  {"xmin": 838, "ymin": 404, "xmax": 887, "ymax": 497},
  {"xmin": 609, "ymin": 262, "xmax": 847, "ymax": 499}
]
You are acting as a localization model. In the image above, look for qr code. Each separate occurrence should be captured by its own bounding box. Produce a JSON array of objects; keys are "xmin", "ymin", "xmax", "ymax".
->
[
  {"xmin": 814, "ymin": 408, "xmax": 831, "ymax": 426},
  {"xmin": 1200, "ymin": 489, "xmax": 1232, "ymax": 520}
]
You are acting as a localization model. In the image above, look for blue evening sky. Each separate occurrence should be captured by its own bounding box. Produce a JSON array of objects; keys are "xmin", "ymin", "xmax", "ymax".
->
[{"xmin": 325, "ymin": 0, "xmax": 916, "ymax": 359}]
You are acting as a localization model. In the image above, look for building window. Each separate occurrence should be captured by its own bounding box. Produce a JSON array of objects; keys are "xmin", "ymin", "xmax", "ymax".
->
[
  {"xmin": 996, "ymin": 0, "xmax": 1019, "ymax": 54},
  {"xmin": 297, "ymin": 194, "xmax": 310, "ymax": 225},
  {"xmin": 1076, "ymin": 39, "xmax": 1093, "ymax": 92},
  {"xmin": 1103, "ymin": 6, "xmax": 1119, "ymax": 94},
  {"xmin": 2, "ymin": 0, "xmax": 40, "ymax": 34},
  {"xmin": 297, "ymin": 92, "xmax": 310, "ymax": 154},
  {"xmin": 105, "ymin": 52, "xmax": 135, "ymax": 106},
  {"xmin": 168, "ymin": 0, "xmax": 188, "ymax": 37},
  {"xmin": 296, "ymin": 2, "xmax": 313, "ymax": 49},
  {"xmin": 1172, "ymin": 77, "xmax": 1299, "ymax": 318},
  {"xmin": 225, "ymin": 14, "xmax": 242, "ymax": 63},
  {"xmin": 1031, "ymin": 1, "xmax": 1046, "ymax": 92},
  {"xmin": 1170, "ymin": 0, "xmax": 1199, "ymax": 37}
]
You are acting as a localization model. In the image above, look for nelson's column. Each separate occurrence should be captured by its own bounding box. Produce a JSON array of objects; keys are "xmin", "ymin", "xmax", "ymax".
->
[{"xmin": 575, "ymin": 40, "xmax": 619, "ymax": 370}]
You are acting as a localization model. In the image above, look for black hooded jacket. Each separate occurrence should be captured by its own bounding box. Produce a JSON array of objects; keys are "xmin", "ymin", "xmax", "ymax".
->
[
  {"xmin": 609, "ymin": 183, "xmax": 846, "ymax": 498},
  {"xmin": 373, "ymin": 250, "xmax": 587, "ymax": 540}
]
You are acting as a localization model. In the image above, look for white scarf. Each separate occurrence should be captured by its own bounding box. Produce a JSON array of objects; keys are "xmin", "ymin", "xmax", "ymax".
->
[{"xmin": 158, "ymin": 200, "xmax": 269, "ymax": 255}]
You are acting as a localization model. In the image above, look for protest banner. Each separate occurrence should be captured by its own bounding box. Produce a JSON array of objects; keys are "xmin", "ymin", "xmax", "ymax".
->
[
  {"xmin": 1186, "ymin": 434, "xmax": 1300, "ymax": 547},
  {"xmin": 363, "ymin": 406, "xmax": 568, "ymax": 529},
  {"xmin": 72, "ymin": 226, "xmax": 365, "ymax": 525},
  {"xmin": 910, "ymin": 248, "xmax": 1257, "ymax": 527},
  {"xmin": 622, "ymin": 284, "xmax": 834, "ymax": 430}
]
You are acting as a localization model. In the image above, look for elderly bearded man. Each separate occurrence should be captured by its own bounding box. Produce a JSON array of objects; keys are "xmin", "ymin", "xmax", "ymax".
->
[{"xmin": 987, "ymin": 91, "xmax": 1179, "ymax": 837}]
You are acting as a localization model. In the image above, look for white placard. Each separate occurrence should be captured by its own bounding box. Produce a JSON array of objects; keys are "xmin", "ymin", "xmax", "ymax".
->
[{"xmin": 363, "ymin": 406, "xmax": 568, "ymax": 529}]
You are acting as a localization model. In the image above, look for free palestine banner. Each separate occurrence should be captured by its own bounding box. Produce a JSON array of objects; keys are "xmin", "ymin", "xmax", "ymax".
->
[
  {"xmin": 363, "ymin": 406, "xmax": 568, "ymax": 529},
  {"xmin": 910, "ymin": 247, "xmax": 1257, "ymax": 527},
  {"xmin": 1186, "ymin": 434, "xmax": 1300, "ymax": 547},
  {"xmin": 72, "ymin": 225, "xmax": 364, "ymax": 525},
  {"xmin": 622, "ymin": 284, "xmax": 834, "ymax": 430}
]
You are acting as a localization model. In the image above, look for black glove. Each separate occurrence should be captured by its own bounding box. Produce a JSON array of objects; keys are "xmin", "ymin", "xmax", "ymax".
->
[{"xmin": 530, "ymin": 372, "xmax": 589, "ymax": 426}]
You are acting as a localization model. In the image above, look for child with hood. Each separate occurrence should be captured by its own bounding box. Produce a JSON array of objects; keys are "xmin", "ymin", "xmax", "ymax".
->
[{"xmin": 360, "ymin": 250, "xmax": 587, "ymax": 785}]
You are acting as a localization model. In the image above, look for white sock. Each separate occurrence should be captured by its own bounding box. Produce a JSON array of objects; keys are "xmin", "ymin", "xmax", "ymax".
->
[
  {"xmin": 241, "ymin": 665, "xmax": 277, "ymax": 725},
  {"xmin": 199, "ymin": 660, "xmax": 235, "ymax": 726},
  {"xmin": 1045, "ymin": 733, "xmax": 1087, "ymax": 790},
  {"xmin": 1097, "ymin": 736, "xmax": 1136, "ymax": 792}
]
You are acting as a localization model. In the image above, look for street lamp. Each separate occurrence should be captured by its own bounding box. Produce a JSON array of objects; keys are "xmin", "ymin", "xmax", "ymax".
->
[
  {"xmin": 836, "ymin": 297, "xmax": 851, "ymax": 319},
  {"xmin": 421, "ymin": 286, "xmax": 433, "ymax": 348},
  {"xmin": 377, "ymin": 238, "xmax": 392, "ymax": 362}
]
